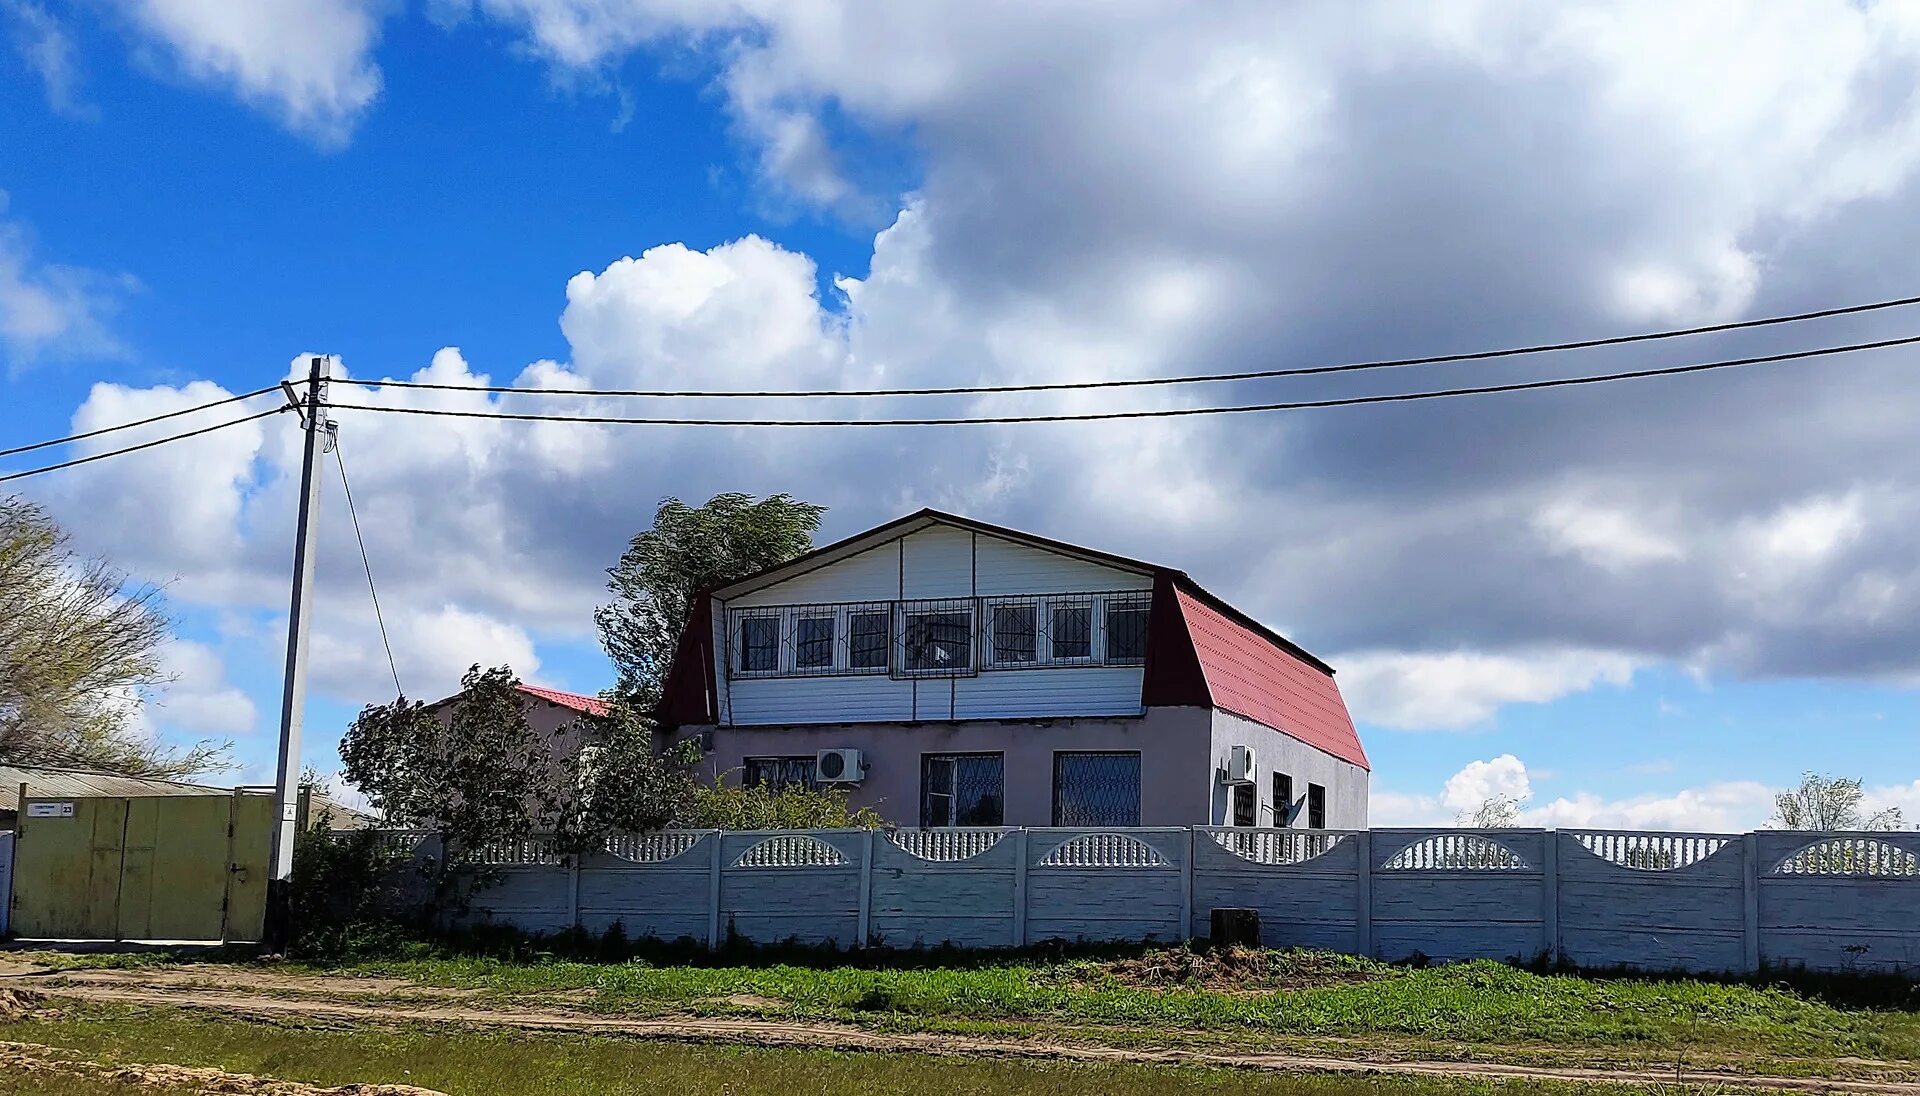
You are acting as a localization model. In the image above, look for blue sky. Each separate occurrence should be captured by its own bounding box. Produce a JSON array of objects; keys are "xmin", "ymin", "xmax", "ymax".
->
[{"xmin": 4, "ymin": 1, "xmax": 1920, "ymax": 830}]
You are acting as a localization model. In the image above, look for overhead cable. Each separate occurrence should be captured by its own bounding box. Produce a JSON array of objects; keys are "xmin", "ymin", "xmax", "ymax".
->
[
  {"xmin": 344, "ymin": 292, "xmax": 1920, "ymax": 400},
  {"xmin": 0, "ymin": 383, "xmax": 286, "ymax": 459},
  {"xmin": 324, "ymin": 333, "xmax": 1920, "ymax": 428},
  {"xmin": 0, "ymin": 406, "xmax": 288, "ymax": 482}
]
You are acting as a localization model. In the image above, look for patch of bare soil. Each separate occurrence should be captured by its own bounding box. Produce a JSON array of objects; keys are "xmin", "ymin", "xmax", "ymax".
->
[
  {"xmin": 22, "ymin": 981, "xmax": 1920, "ymax": 1095},
  {"xmin": 0, "ymin": 1038, "xmax": 446, "ymax": 1095},
  {"xmin": 33, "ymin": 966, "xmax": 480, "ymax": 1002},
  {"xmin": 1070, "ymin": 946, "xmax": 1394, "ymax": 992}
]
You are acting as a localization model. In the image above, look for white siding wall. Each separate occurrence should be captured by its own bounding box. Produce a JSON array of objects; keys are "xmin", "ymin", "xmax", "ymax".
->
[{"xmin": 718, "ymin": 524, "xmax": 1154, "ymax": 726}]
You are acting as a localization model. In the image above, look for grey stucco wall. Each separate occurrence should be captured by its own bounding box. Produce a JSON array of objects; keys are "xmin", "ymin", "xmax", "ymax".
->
[
  {"xmin": 1206, "ymin": 710, "xmax": 1369, "ymax": 828},
  {"xmin": 686, "ymin": 707, "xmax": 1214, "ymax": 827}
]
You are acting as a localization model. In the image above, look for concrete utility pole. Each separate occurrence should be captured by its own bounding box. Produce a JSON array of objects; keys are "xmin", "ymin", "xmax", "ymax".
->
[{"xmin": 262, "ymin": 354, "xmax": 331, "ymax": 951}]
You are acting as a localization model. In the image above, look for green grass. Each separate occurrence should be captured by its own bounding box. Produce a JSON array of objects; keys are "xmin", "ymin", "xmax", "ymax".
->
[
  {"xmin": 0, "ymin": 1004, "xmax": 1686, "ymax": 1096},
  {"xmin": 283, "ymin": 951, "xmax": 1920, "ymax": 1061}
]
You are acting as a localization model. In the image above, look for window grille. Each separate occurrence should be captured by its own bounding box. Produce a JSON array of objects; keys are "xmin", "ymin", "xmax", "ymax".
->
[
  {"xmin": 990, "ymin": 603, "xmax": 1038, "ymax": 664},
  {"xmin": 901, "ymin": 600, "xmax": 975, "ymax": 675},
  {"xmin": 849, "ymin": 610, "xmax": 889, "ymax": 669},
  {"xmin": 921, "ymin": 753, "xmax": 1006, "ymax": 827},
  {"xmin": 1105, "ymin": 597, "xmax": 1150, "ymax": 663},
  {"xmin": 743, "ymin": 756, "xmax": 818, "ymax": 791},
  {"xmin": 738, "ymin": 615, "xmax": 777, "ymax": 673},
  {"xmin": 795, "ymin": 614, "xmax": 834, "ymax": 669},
  {"xmin": 1050, "ymin": 603, "xmax": 1092, "ymax": 660},
  {"xmin": 1053, "ymin": 751, "xmax": 1142, "ymax": 827}
]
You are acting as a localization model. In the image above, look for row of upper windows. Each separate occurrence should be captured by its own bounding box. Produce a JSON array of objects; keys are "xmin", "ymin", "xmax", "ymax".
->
[{"xmin": 728, "ymin": 593, "xmax": 1151, "ymax": 678}]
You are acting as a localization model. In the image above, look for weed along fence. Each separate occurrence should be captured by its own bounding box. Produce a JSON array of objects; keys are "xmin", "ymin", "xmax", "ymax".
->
[{"xmin": 386, "ymin": 826, "xmax": 1920, "ymax": 975}]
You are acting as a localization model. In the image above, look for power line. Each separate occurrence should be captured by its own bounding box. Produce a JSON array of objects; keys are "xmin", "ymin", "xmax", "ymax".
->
[
  {"xmin": 331, "ymin": 433, "xmax": 404, "ymax": 701},
  {"xmin": 0, "ymin": 406, "xmax": 290, "ymax": 483},
  {"xmin": 347, "ymin": 292, "xmax": 1920, "ymax": 400},
  {"xmin": 325, "ymin": 332, "xmax": 1920, "ymax": 428},
  {"xmin": 0, "ymin": 383, "xmax": 287, "ymax": 459}
]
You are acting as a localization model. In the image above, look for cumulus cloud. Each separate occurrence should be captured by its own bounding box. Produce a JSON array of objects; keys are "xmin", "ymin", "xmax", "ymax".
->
[
  {"xmin": 0, "ymin": 198, "xmax": 135, "ymax": 367},
  {"xmin": 114, "ymin": 0, "xmax": 384, "ymax": 146},
  {"xmin": 152, "ymin": 639, "xmax": 257, "ymax": 735},
  {"xmin": 1334, "ymin": 649, "xmax": 1639, "ymax": 730}
]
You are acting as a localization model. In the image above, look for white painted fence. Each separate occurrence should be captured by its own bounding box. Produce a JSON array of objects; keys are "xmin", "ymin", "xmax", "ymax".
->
[{"xmin": 421, "ymin": 826, "xmax": 1920, "ymax": 974}]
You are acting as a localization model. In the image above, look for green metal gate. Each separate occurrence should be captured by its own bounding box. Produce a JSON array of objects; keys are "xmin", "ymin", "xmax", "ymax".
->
[{"xmin": 9, "ymin": 789, "xmax": 274, "ymax": 942}]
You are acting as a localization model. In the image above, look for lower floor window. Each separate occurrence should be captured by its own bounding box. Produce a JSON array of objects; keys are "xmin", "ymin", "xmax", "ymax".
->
[
  {"xmin": 921, "ymin": 753, "xmax": 1005, "ymax": 827},
  {"xmin": 1307, "ymin": 782, "xmax": 1327, "ymax": 828},
  {"xmin": 1231, "ymin": 782, "xmax": 1257, "ymax": 827},
  {"xmin": 743, "ymin": 756, "xmax": 817, "ymax": 792},
  {"xmin": 1052, "ymin": 751, "xmax": 1142, "ymax": 827}
]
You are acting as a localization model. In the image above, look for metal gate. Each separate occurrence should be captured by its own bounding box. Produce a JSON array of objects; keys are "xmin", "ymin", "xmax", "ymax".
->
[{"xmin": 9, "ymin": 789, "xmax": 274, "ymax": 942}]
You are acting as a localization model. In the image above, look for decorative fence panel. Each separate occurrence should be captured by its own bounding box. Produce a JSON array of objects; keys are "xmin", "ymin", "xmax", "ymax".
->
[
  {"xmin": 1554, "ymin": 830, "xmax": 1748, "ymax": 972},
  {"xmin": 433, "ymin": 825, "xmax": 1920, "ymax": 975},
  {"xmin": 1024, "ymin": 829, "xmax": 1189, "ymax": 943},
  {"xmin": 1369, "ymin": 829, "xmax": 1550, "ymax": 963},
  {"xmin": 870, "ymin": 828, "xmax": 1019, "ymax": 948},
  {"xmin": 1755, "ymin": 831, "xmax": 1920, "ymax": 974},
  {"xmin": 1191, "ymin": 828, "xmax": 1364, "ymax": 954}
]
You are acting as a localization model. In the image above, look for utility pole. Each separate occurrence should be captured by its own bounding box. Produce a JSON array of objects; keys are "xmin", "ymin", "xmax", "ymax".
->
[{"xmin": 262, "ymin": 354, "xmax": 330, "ymax": 951}]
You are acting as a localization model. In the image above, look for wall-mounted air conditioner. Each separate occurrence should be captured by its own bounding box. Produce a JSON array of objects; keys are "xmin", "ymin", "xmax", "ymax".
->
[
  {"xmin": 1223, "ymin": 743, "xmax": 1257, "ymax": 785},
  {"xmin": 815, "ymin": 748, "xmax": 866, "ymax": 784}
]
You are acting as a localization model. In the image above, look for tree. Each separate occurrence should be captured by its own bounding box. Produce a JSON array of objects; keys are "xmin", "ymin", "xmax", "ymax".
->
[
  {"xmin": 551, "ymin": 701, "xmax": 698, "ymax": 853},
  {"xmin": 1769, "ymin": 772, "xmax": 1905, "ymax": 831},
  {"xmin": 0, "ymin": 495, "xmax": 228, "ymax": 778},
  {"xmin": 338, "ymin": 665, "xmax": 556, "ymax": 876},
  {"xmin": 596, "ymin": 493, "xmax": 825, "ymax": 708},
  {"xmin": 1458, "ymin": 793, "xmax": 1523, "ymax": 828}
]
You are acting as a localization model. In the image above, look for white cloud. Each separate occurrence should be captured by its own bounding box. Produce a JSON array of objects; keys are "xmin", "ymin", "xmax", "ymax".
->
[
  {"xmin": 1335, "ymin": 649, "xmax": 1639, "ymax": 730},
  {"xmin": 310, "ymin": 603, "xmax": 541, "ymax": 704},
  {"xmin": 0, "ymin": 198, "xmax": 134, "ymax": 366},
  {"xmin": 1442, "ymin": 754, "xmax": 1531, "ymax": 814},
  {"xmin": 151, "ymin": 639, "xmax": 257, "ymax": 735},
  {"xmin": 115, "ymin": 0, "xmax": 384, "ymax": 146},
  {"xmin": 3, "ymin": 0, "xmax": 94, "ymax": 119},
  {"xmin": 1377, "ymin": 755, "xmax": 1787, "ymax": 832},
  {"xmin": 1535, "ymin": 499, "xmax": 1684, "ymax": 570}
]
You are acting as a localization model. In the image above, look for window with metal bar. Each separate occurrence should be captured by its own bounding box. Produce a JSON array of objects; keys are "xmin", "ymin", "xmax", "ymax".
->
[
  {"xmin": 1052, "ymin": 751, "xmax": 1141, "ymax": 826},
  {"xmin": 1105, "ymin": 598, "xmax": 1149, "ymax": 663},
  {"xmin": 1232, "ymin": 782, "xmax": 1257, "ymax": 827},
  {"xmin": 849, "ymin": 610, "xmax": 889, "ymax": 670},
  {"xmin": 744, "ymin": 756, "xmax": 817, "ymax": 791},
  {"xmin": 1050, "ymin": 604, "xmax": 1092, "ymax": 660},
  {"xmin": 1272, "ymin": 772, "xmax": 1294, "ymax": 826},
  {"xmin": 738, "ymin": 615, "xmax": 777, "ymax": 673},
  {"xmin": 921, "ymin": 753, "xmax": 1005, "ymax": 827},
  {"xmin": 903, "ymin": 607, "xmax": 973, "ymax": 674},
  {"xmin": 1307, "ymin": 783, "xmax": 1327, "ymax": 828},
  {"xmin": 795, "ymin": 614, "xmax": 835, "ymax": 669},
  {"xmin": 991, "ymin": 603, "xmax": 1037, "ymax": 664}
]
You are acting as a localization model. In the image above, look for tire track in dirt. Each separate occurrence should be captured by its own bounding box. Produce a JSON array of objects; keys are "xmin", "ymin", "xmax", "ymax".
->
[{"xmin": 17, "ymin": 980, "xmax": 1920, "ymax": 1095}]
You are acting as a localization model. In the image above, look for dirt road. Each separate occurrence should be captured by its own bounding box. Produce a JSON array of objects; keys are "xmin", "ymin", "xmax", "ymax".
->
[{"xmin": 6, "ymin": 962, "xmax": 1919, "ymax": 1095}]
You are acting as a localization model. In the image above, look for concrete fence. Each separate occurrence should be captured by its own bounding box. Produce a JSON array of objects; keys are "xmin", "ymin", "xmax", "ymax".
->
[{"xmin": 374, "ymin": 826, "xmax": 1920, "ymax": 975}]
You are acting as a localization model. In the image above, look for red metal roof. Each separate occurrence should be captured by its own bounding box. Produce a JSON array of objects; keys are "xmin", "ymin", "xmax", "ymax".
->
[
  {"xmin": 516, "ymin": 684, "xmax": 610, "ymax": 718},
  {"xmin": 1174, "ymin": 585, "xmax": 1369, "ymax": 770}
]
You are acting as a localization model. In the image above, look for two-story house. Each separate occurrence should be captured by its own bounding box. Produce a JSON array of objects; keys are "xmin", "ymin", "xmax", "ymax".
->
[{"xmin": 658, "ymin": 509, "xmax": 1368, "ymax": 829}]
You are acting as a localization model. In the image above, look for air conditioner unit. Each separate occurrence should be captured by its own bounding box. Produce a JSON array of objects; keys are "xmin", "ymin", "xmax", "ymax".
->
[
  {"xmin": 1223, "ymin": 744, "xmax": 1257, "ymax": 785},
  {"xmin": 815, "ymin": 748, "xmax": 866, "ymax": 784}
]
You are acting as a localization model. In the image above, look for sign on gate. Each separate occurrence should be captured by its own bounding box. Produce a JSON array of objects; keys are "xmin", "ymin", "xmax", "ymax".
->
[{"xmin": 25, "ymin": 802, "xmax": 74, "ymax": 818}]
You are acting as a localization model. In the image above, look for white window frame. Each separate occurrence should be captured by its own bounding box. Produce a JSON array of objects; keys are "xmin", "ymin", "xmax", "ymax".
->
[
  {"xmin": 985, "ymin": 598, "xmax": 1042, "ymax": 667},
  {"xmin": 734, "ymin": 610, "xmax": 782, "ymax": 676},
  {"xmin": 897, "ymin": 601, "xmax": 976, "ymax": 677}
]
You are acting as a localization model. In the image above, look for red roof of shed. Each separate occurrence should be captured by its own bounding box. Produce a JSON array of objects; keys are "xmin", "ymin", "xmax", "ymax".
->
[
  {"xmin": 1174, "ymin": 586, "xmax": 1370, "ymax": 770},
  {"xmin": 515, "ymin": 684, "xmax": 609, "ymax": 718}
]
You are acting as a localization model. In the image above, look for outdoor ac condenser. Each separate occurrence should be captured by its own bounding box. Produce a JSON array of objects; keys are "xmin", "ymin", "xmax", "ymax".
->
[
  {"xmin": 815, "ymin": 748, "xmax": 866, "ymax": 784},
  {"xmin": 1223, "ymin": 743, "xmax": 1257, "ymax": 785}
]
